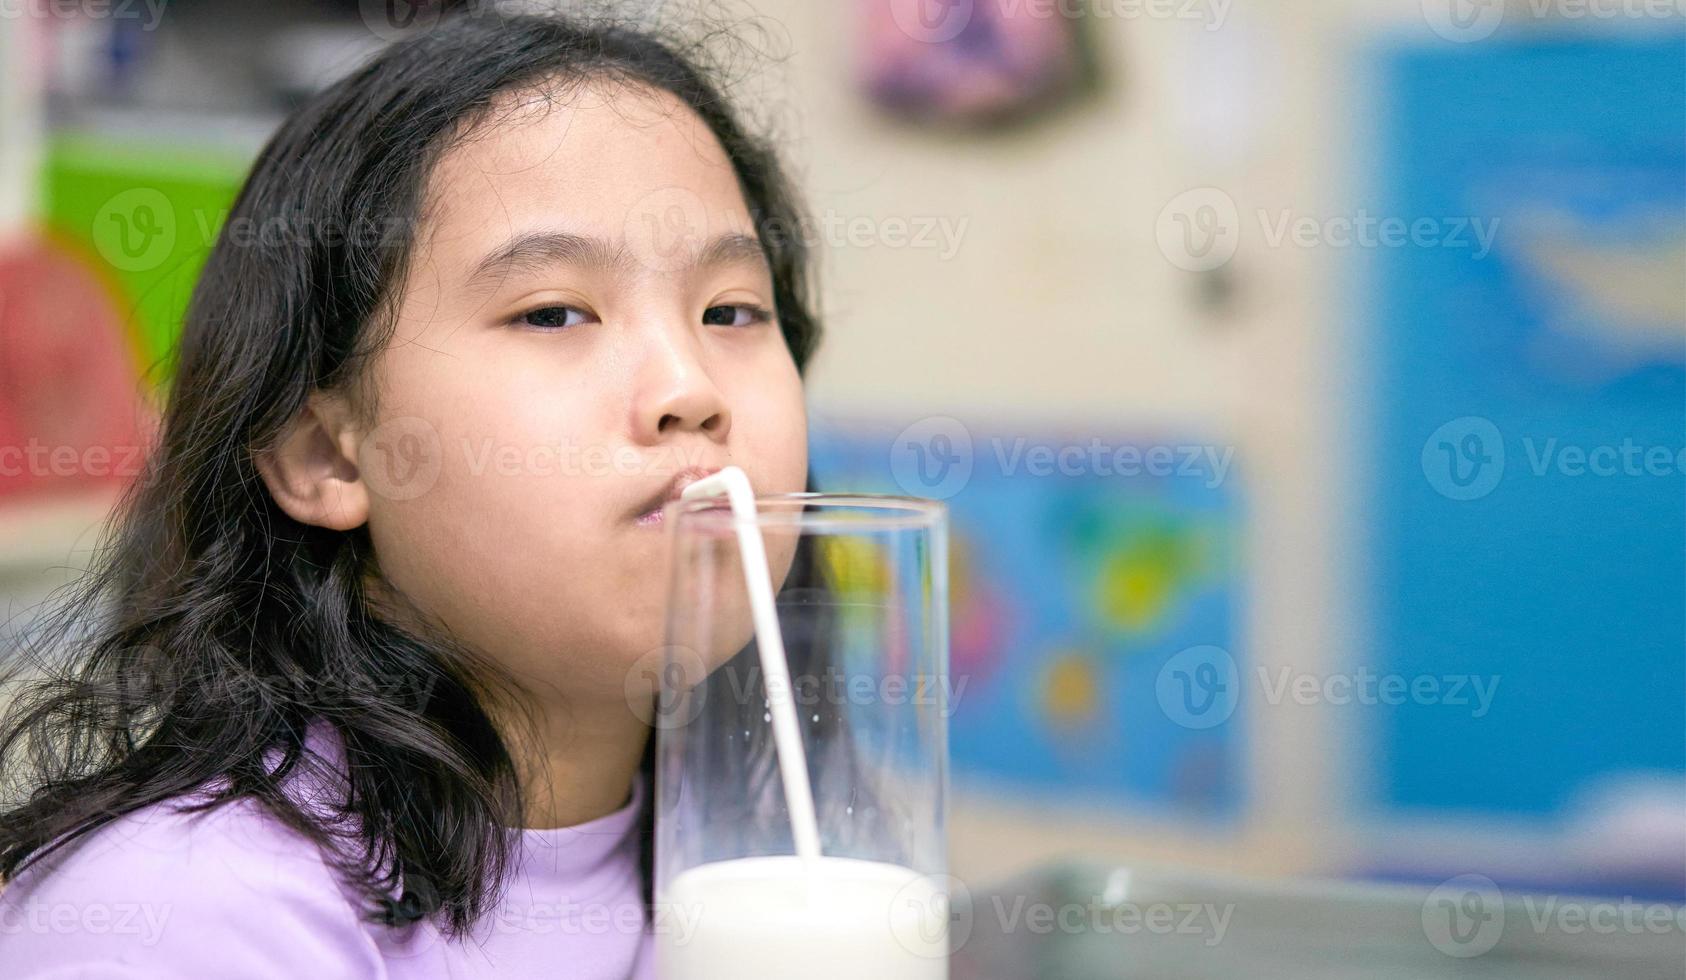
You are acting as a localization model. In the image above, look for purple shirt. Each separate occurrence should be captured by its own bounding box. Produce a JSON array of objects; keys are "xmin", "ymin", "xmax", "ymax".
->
[{"xmin": 0, "ymin": 734, "xmax": 655, "ymax": 979}]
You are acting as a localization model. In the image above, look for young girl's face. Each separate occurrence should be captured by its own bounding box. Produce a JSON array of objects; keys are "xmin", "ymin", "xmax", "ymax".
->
[{"xmin": 355, "ymin": 82, "xmax": 808, "ymax": 705}]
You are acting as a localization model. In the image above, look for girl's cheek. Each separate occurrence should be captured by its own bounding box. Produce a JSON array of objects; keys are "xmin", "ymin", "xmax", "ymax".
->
[
  {"xmin": 767, "ymin": 383, "xmax": 812, "ymax": 494},
  {"xmin": 726, "ymin": 350, "xmax": 807, "ymax": 480}
]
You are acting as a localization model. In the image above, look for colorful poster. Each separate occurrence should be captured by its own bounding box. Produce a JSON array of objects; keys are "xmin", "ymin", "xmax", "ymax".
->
[{"xmin": 810, "ymin": 418, "xmax": 1244, "ymax": 818}]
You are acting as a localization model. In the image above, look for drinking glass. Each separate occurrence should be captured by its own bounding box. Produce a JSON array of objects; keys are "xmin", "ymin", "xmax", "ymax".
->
[{"xmin": 652, "ymin": 492, "xmax": 950, "ymax": 979}]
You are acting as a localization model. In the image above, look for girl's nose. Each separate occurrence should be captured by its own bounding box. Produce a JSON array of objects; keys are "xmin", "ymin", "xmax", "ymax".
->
[{"xmin": 631, "ymin": 327, "xmax": 732, "ymax": 444}]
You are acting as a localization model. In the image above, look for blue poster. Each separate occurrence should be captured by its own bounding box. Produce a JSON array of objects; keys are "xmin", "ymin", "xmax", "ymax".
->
[
  {"xmin": 1365, "ymin": 33, "xmax": 1686, "ymax": 818},
  {"xmin": 810, "ymin": 419, "xmax": 1245, "ymax": 818}
]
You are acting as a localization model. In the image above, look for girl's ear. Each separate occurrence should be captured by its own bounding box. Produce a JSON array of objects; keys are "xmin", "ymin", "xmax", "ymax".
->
[{"xmin": 254, "ymin": 392, "xmax": 370, "ymax": 531}]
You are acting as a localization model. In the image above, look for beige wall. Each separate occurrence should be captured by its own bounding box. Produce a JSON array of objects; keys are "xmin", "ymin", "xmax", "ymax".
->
[
  {"xmin": 730, "ymin": 0, "xmax": 1458, "ymax": 884},
  {"xmin": 0, "ymin": 15, "xmax": 43, "ymax": 237}
]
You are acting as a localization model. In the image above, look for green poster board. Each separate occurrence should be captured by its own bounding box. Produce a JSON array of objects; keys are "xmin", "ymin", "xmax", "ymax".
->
[{"xmin": 38, "ymin": 133, "xmax": 249, "ymax": 384}]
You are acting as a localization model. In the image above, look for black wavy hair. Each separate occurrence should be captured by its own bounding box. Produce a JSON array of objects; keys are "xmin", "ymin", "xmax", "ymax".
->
[{"xmin": 0, "ymin": 8, "xmax": 820, "ymax": 937}]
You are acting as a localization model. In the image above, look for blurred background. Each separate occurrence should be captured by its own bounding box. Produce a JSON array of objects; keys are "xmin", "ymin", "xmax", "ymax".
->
[{"xmin": 1, "ymin": 0, "xmax": 1681, "ymax": 921}]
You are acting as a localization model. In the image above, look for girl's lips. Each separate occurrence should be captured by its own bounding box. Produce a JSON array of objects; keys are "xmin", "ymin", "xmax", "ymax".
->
[{"xmin": 631, "ymin": 465, "xmax": 720, "ymax": 526}]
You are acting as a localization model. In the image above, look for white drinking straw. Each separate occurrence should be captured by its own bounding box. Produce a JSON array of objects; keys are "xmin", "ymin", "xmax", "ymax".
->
[{"xmin": 680, "ymin": 467, "xmax": 823, "ymax": 864}]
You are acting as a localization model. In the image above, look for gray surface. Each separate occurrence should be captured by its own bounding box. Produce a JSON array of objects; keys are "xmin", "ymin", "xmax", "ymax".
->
[{"xmin": 951, "ymin": 862, "xmax": 1685, "ymax": 980}]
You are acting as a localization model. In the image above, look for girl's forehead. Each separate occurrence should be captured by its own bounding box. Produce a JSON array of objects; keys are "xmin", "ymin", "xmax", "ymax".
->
[{"xmin": 417, "ymin": 80, "xmax": 749, "ymax": 265}]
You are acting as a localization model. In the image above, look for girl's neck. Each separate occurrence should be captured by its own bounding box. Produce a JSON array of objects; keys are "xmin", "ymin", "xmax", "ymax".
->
[{"xmin": 506, "ymin": 698, "xmax": 652, "ymax": 830}]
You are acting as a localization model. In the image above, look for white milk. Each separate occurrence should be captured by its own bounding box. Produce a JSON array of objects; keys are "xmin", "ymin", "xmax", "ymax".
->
[{"xmin": 656, "ymin": 855, "xmax": 948, "ymax": 980}]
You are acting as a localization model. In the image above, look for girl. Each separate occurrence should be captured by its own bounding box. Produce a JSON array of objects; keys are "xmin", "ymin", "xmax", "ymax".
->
[{"xmin": 0, "ymin": 9, "xmax": 820, "ymax": 977}]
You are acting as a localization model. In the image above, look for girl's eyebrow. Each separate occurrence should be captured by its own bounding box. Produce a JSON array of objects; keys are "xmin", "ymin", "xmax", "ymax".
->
[
  {"xmin": 465, "ymin": 232, "xmax": 630, "ymax": 288},
  {"xmin": 465, "ymin": 230, "xmax": 768, "ymax": 289},
  {"xmin": 692, "ymin": 232, "xmax": 769, "ymax": 272}
]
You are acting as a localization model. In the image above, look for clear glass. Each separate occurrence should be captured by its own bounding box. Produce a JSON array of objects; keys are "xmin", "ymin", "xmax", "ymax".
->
[{"xmin": 652, "ymin": 492, "xmax": 950, "ymax": 980}]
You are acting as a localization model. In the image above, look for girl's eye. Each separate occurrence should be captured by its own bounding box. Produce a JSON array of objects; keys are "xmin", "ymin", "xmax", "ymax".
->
[
  {"xmin": 516, "ymin": 305, "xmax": 594, "ymax": 330},
  {"xmin": 701, "ymin": 304, "xmax": 770, "ymax": 328}
]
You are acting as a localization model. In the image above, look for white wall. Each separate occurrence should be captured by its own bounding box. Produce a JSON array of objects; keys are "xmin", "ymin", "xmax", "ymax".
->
[
  {"xmin": 729, "ymin": 0, "xmax": 1464, "ymax": 884},
  {"xmin": 0, "ymin": 15, "xmax": 43, "ymax": 237}
]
